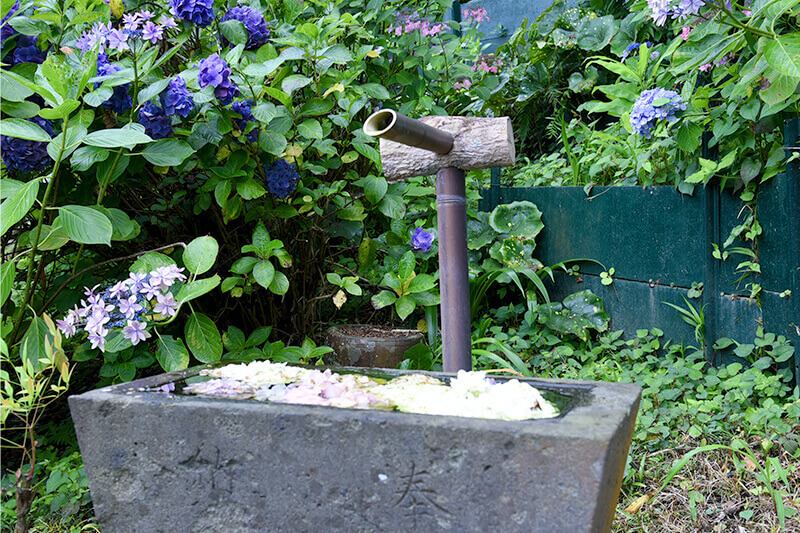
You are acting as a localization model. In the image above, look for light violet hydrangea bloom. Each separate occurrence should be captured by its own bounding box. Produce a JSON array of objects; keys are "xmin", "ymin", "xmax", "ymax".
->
[{"xmin": 629, "ymin": 87, "xmax": 686, "ymax": 139}]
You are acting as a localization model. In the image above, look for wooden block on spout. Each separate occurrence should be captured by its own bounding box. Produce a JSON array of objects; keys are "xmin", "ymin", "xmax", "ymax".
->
[{"xmin": 377, "ymin": 116, "xmax": 515, "ymax": 180}]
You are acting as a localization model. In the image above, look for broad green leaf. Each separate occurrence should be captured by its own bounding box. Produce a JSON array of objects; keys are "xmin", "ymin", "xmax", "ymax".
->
[
  {"xmin": 104, "ymin": 332, "xmax": 133, "ymax": 353},
  {"xmin": 763, "ymin": 35, "xmax": 800, "ymax": 78},
  {"xmin": 395, "ymin": 295, "xmax": 416, "ymax": 320},
  {"xmin": 408, "ymin": 273, "xmax": 435, "ymax": 293},
  {"xmin": 251, "ymin": 102, "xmax": 276, "ymax": 122},
  {"xmin": 220, "ymin": 19, "xmax": 248, "ymax": 46},
  {"xmin": 269, "ymin": 271, "xmax": 289, "ymax": 295},
  {"xmin": 298, "ymin": 98, "xmax": 334, "ymax": 116},
  {"xmin": 1, "ymin": 180, "xmax": 39, "ymax": 236},
  {"xmin": 59, "ymin": 205, "xmax": 113, "ymax": 245},
  {"xmin": 489, "ymin": 201, "xmax": 544, "ymax": 240},
  {"xmin": 538, "ymin": 290, "xmax": 610, "ymax": 341},
  {"xmin": 130, "ymin": 252, "xmax": 176, "ymax": 273},
  {"xmin": 236, "ymin": 178, "xmax": 267, "ymax": 200},
  {"xmin": 371, "ymin": 289, "xmax": 396, "ymax": 309},
  {"xmin": 358, "ymin": 83, "xmax": 390, "ymax": 100},
  {"xmin": 362, "ymin": 176, "xmax": 388, "ymax": 204},
  {"xmin": 38, "ymin": 99, "xmax": 80, "ymax": 120},
  {"xmin": 83, "ymin": 87, "xmax": 112, "ymax": 107},
  {"xmin": 0, "ymin": 118, "xmax": 52, "ymax": 141},
  {"xmin": 0, "ymin": 262, "xmax": 14, "ymax": 306},
  {"xmin": 185, "ymin": 312, "xmax": 223, "ymax": 363},
  {"xmin": 83, "ymin": 128, "xmax": 153, "ymax": 149},
  {"xmin": 231, "ymin": 256, "xmax": 258, "ymax": 274},
  {"xmin": 358, "ymin": 237, "xmax": 377, "ymax": 269},
  {"xmin": 252, "ymin": 221, "xmax": 270, "ymax": 254},
  {"xmin": 398, "ymin": 251, "xmax": 415, "ymax": 282},
  {"xmin": 137, "ymin": 78, "xmax": 171, "ymax": 105},
  {"xmin": 297, "ymin": 119, "xmax": 323, "ymax": 139},
  {"xmin": 21, "ymin": 316, "xmax": 51, "ymax": 373},
  {"xmin": 141, "ymin": 139, "xmax": 195, "ymax": 167},
  {"xmin": 183, "ymin": 236, "xmax": 218, "ymax": 275},
  {"xmin": 0, "ymin": 70, "xmax": 34, "ymax": 102},
  {"xmin": 176, "ymin": 275, "xmax": 221, "ymax": 303},
  {"xmin": 760, "ymin": 71, "xmax": 800, "ymax": 106},
  {"xmin": 47, "ymin": 124, "xmax": 87, "ymax": 161},
  {"xmin": 320, "ymin": 44, "xmax": 352, "ymax": 64},
  {"xmin": 156, "ymin": 335, "xmax": 190, "ymax": 372},
  {"xmin": 71, "ymin": 145, "xmax": 110, "ymax": 171},
  {"xmin": 37, "ymin": 220, "xmax": 70, "ymax": 250},
  {"xmin": 259, "ymin": 129, "xmax": 288, "ymax": 156},
  {"xmin": 281, "ymin": 74, "xmax": 312, "ymax": 95},
  {"xmin": 106, "ymin": 208, "xmax": 137, "ymax": 240},
  {"xmin": 0, "ymin": 179, "xmax": 23, "ymax": 200},
  {"xmin": 253, "ymin": 260, "xmax": 275, "ymax": 289},
  {"xmin": 378, "ymin": 194, "xmax": 405, "ymax": 219}
]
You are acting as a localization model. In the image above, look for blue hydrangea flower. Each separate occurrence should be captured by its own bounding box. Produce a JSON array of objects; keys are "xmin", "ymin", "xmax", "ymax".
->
[
  {"xmin": 138, "ymin": 102, "xmax": 173, "ymax": 140},
  {"xmin": 197, "ymin": 53, "xmax": 239, "ymax": 106},
  {"xmin": 169, "ymin": 0, "xmax": 214, "ymax": 27},
  {"xmin": 0, "ymin": 1, "xmax": 20, "ymax": 43},
  {"xmin": 220, "ymin": 6, "xmax": 270, "ymax": 50},
  {"xmin": 96, "ymin": 53, "xmax": 132, "ymax": 113},
  {"xmin": 411, "ymin": 227, "xmax": 434, "ymax": 252},
  {"xmin": 1, "ymin": 116, "xmax": 54, "ymax": 174},
  {"xmin": 629, "ymin": 87, "xmax": 686, "ymax": 139},
  {"xmin": 160, "ymin": 76, "xmax": 194, "ymax": 117},
  {"xmin": 10, "ymin": 34, "xmax": 46, "ymax": 65},
  {"xmin": 263, "ymin": 159, "xmax": 300, "ymax": 199},
  {"xmin": 231, "ymin": 99, "xmax": 258, "ymax": 142}
]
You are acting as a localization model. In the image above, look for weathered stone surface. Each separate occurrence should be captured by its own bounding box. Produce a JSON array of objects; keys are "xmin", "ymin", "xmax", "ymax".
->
[{"xmin": 69, "ymin": 368, "xmax": 640, "ymax": 533}]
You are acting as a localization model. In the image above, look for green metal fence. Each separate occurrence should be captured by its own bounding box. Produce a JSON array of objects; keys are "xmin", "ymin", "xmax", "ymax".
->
[{"xmin": 478, "ymin": 119, "xmax": 800, "ymax": 385}]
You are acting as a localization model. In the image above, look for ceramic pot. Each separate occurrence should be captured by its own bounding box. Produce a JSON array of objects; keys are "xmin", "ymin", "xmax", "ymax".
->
[{"xmin": 324, "ymin": 324, "xmax": 424, "ymax": 368}]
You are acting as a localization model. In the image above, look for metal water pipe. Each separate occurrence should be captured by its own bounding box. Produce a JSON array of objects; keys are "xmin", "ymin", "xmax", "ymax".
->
[{"xmin": 364, "ymin": 110, "xmax": 472, "ymax": 372}]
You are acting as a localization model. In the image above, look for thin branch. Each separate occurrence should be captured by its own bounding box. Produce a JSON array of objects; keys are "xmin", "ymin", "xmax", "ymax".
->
[{"xmin": 40, "ymin": 242, "xmax": 187, "ymax": 312}]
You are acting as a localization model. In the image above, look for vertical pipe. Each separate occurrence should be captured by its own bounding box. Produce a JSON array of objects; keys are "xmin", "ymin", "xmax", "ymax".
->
[{"xmin": 437, "ymin": 167, "xmax": 472, "ymax": 372}]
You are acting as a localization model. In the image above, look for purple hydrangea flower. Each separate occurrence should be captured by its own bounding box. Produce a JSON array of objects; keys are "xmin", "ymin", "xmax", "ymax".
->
[
  {"xmin": 159, "ymin": 15, "xmax": 178, "ymax": 29},
  {"xmin": 1, "ymin": 116, "xmax": 53, "ymax": 174},
  {"xmin": 673, "ymin": 0, "xmax": 704, "ymax": 20},
  {"xmin": 137, "ymin": 101, "xmax": 173, "ymax": 140},
  {"xmin": 630, "ymin": 87, "xmax": 686, "ymax": 139},
  {"xmin": 106, "ymin": 28, "xmax": 130, "ymax": 52},
  {"xmin": 231, "ymin": 99, "xmax": 258, "ymax": 142},
  {"xmin": 197, "ymin": 53, "xmax": 239, "ymax": 105},
  {"xmin": 647, "ymin": 0, "xmax": 673, "ymax": 26},
  {"xmin": 411, "ymin": 227, "xmax": 434, "ymax": 252},
  {"xmin": 95, "ymin": 53, "xmax": 133, "ymax": 113},
  {"xmin": 141, "ymin": 20, "xmax": 163, "ymax": 43},
  {"xmin": 220, "ymin": 6, "xmax": 270, "ymax": 50},
  {"xmin": 263, "ymin": 159, "xmax": 300, "ymax": 199},
  {"xmin": 169, "ymin": 0, "xmax": 214, "ymax": 27},
  {"xmin": 122, "ymin": 13, "xmax": 141, "ymax": 31},
  {"xmin": 122, "ymin": 320, "xmax": 151, "ymax": 345},
  {"xmin": 153, "ymin": 292, "xmax": 178, "ymax": 317},
  {"xmin": 160, "ymin": 76, "xmax": 194, "ymax": 117}
]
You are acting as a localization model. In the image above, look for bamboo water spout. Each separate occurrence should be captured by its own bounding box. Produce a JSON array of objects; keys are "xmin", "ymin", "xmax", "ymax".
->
[{"xmin": 364, "ymin": 110, "xmax": 516, "ymax": 373}]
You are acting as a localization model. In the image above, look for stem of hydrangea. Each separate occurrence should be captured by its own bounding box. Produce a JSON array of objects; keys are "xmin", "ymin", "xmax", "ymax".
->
[
  {"xmin": 9, "ymin": 116, "xmax": 70, "ymax": 345},
  {"xmin": 707, "ymin": 0, "xmax": 774, "ymax": 39}
]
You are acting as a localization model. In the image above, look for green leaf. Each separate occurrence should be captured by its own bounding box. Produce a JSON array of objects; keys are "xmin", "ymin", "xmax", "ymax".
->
[
  {"xmin": 71, "ymin": 145, "xmax": 109, "ymax": 171},
  {"xmin": 231, "ymin": 256, "xmax": 258, "ymax": 274},
  {"xmin": 130, "ymin": 252, "xmax": 175, "ymax": 273},
  {"xmin": 183, "ymin": 236, "xmax": 218, "ymax": 275},
  {"xmin": 538, "ymin": 290, "xmax": 610, "ymax": 341},
  {"xmin": 269, "ymin": 271, "xmax": 289, "ymax": 295},
  {"xmin": 1, "ymin": 262, "xmax": 14, "ymax": 306},
  {"xmin": 259, "ymin": 129, "xmax": 288, "ymax": 156},
  {"xmin": 358, "ymin": 237, "xmax": 377, "ymax": 269},
  {"xmin": 220, "ymin": 19, "xmax": 248, "ymax": 46},
  {"xmin": 760, "ymin": 71, "xmax": 800, "ymax": 106},
  {"xmin": 83, "ymin": 128, "xmax": 153, "ymax": 149},
  {"xmin": 137, "ymin": 78, "xmax": 171, "ymax": 105},
  {"xmin": 0, "ymin": 118, "xmax": 52, "ymax": 141},
  {"xmin": 37, "ymin": 220, "xmax": 69, "ymax": 250},
  {"xmin": 141, "ymin": 139, "xmax": 195, "ymax": 166},
  {"xmin": 83, "ymin": 87, "xmax": 112, "ymax": 107},
  {"xmin": 253, "ymin": 260, "xmax": 275, "ymax": 289},
  {"xmin": 185, "ymin": 312, "xmax": 223, "ymax": 363},
  {"xmin": 371, "ymin": 290, "xmax": 396, "ymax": 309},
  {"xmin": 676, "ymin": 122, "xmax": 702, "ymax": 153},
  {"xmin": 297, "ymin": 119, "xmax": 323, "ymax": 139},
  {"xmin": 298, "ymin": 98, "xmax": 334, "ymax": 116},
  {"xmin": 1, "ymin": 180, "xmax": 39, "ymax": 237},
  {"xmin": 408, "ymin": 273, "xmax": 435, "ymax": 293},
  {"xmin": 156, "ymin": 335, "xmax": 190, "ymax": 372},
  {"xmin": 395, "ymin": 295, "xmax": 416, "ymax": 320},
  {"xmin": 59, "ymin": 205, "xmax": 113, "ymax": 245},
  {"xmin": 0, "ymin": 70, "xmax": 34, "ymax": 102},
  {"xmin": 362, "ymin": 176, "xmax": 388, "ymax": 204},
  {"xmin": 106, "ymin": 208, "xmax": 138, "ymax": 241},
  {"xmin": 489, "ymin": 201, "xmax": 544, "ymax": 240},
  {"xmin": 38, "ymin": 99, "xmax": 80, "ymax": 120},
  {"xmin": 763, "ymin": 35, "xmax": 800, "ymax": 78},
  {"xmin": 378, "ymin": 194, "xmax": 406, "ymax": 219},
  {"xmin": 104, "ymin": 332, "xmax": 133, "ymax": 353},
  {"xmin": 281, "ymin": 74, "xmax": 312, "ymax": 95},
  {"xmin": 320, "ymin": 44, "xmax": 352, "ymax": 64},
  {"xmin": 252, "ymin": 221, "xmax": 270, "ymax": 254},
  {"xmin": 358, "ymin": 83, "xmax": 391, "ymax": 100},
  {"xmin": 398, "ymin": 251, "xmax": 415, "ymax": 281},
  {"xmin": 176, "ymin": 275, "xmax": 221, "ymax": 303},
  {"xmin": 251, "ymin": 102, "xmax": 276, "ymax": 122},
  {"xmin": 47, "ymin": 124, "xmax": 87, "ymax": 161},
  {"xmin": 21, "ymin": 316, "xmax": 51, "ymax": 373}
]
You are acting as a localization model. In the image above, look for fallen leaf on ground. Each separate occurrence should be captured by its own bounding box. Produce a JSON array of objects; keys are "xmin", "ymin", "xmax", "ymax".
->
[{"xmin": 625, "ymin": 492, "xmax": 653, "ymax": 514}]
